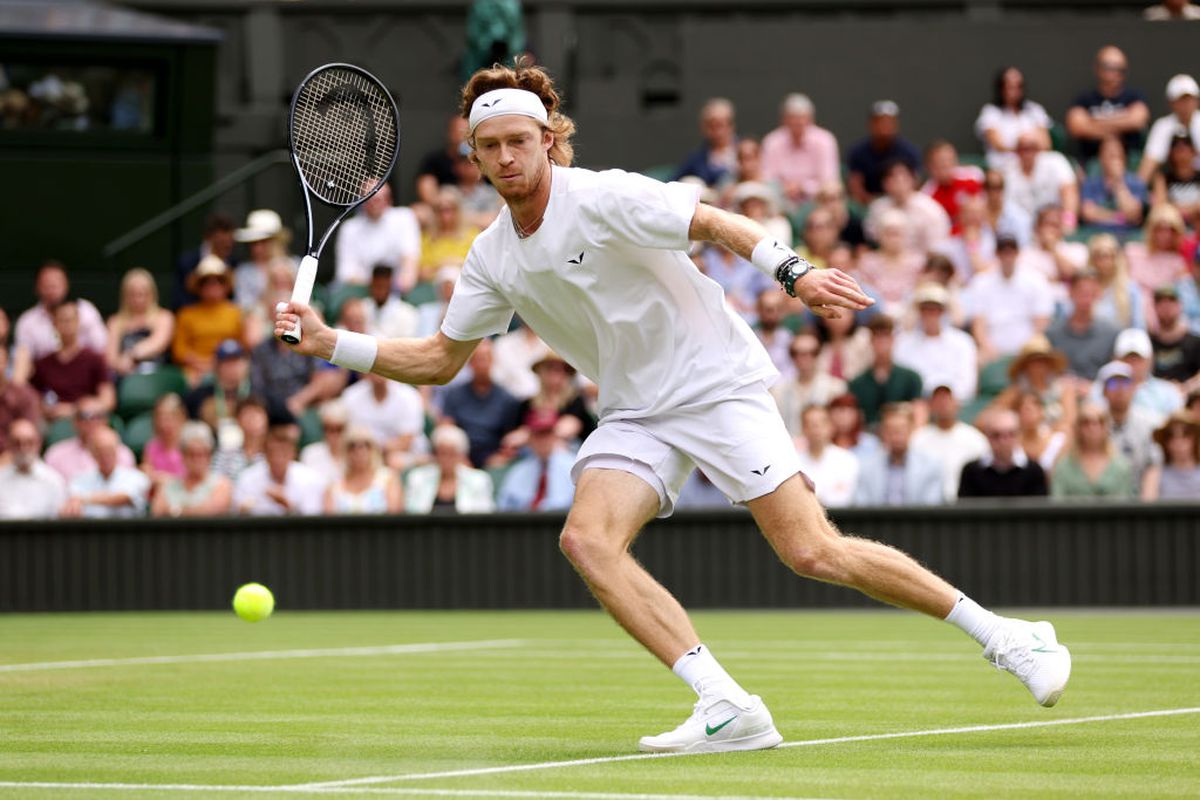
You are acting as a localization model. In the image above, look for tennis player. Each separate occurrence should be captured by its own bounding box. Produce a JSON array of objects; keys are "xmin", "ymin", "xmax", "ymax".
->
[{"xmin": 276, "ymin": 58, "xmax": 1071, "ymax": 753}]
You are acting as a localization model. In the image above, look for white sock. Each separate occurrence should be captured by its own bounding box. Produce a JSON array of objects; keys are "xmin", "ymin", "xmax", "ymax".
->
[
  {"xmin": 944, "ymin": 592, "xmax": 1003, "ymax": 648},
  {"xmin": 671, "ymin": 644, "xmax": 751, "ymax": 704}
]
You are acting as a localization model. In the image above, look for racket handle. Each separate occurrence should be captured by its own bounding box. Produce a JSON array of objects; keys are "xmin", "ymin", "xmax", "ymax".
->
[{"xmin": 280, "ymin": 255, "xmax": 318, "ymax": 344}]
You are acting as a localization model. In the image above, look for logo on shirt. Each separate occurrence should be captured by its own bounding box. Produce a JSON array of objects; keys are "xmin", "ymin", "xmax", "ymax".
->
[
  {"xmin": 567, "ymin": 251, "xmax": 585, "ymax": 265},
  {"xmin": 751, "ymin": 464, "xmax": 771, "ymax": 476}
]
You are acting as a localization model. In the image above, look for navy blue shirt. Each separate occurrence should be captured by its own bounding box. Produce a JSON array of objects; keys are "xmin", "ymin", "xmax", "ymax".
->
[
  {"xmin": 441, "ymin": 381, "xmax": 522, "ymax": 467},
  {"xmin": 846, "ymin": 137, "xmax": 922, "ymax": 196},
  {"xmin": 1070, "ymin": 87, "xmax": 1149, "ymax": 162}
]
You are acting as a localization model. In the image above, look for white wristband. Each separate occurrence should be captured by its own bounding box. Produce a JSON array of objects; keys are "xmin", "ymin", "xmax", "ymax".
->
[
  {"xmin": 330, "ymin": 330, "xmax": 378, "ymax": 373},
  {"xmin": 749, "ymin": 238, "xmax": 797, "ymax": 278}
]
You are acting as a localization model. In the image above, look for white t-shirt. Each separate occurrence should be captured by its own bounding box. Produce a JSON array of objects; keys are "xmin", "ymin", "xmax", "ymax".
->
[
  {"xmin": 234, "ymin": 461, "xmax": 326, "ymax": 516},
  {"xmin": 441, "ymin": 166, "xmax": 777, "ymax": 421},
  {"xmin": 1144, "ymin": 112, "xmax": 1200, "ymax": 165},
  {"xmin": 363, "ymin": 295, "xmax": 419, "ymax": 339},
  {"xmin": 334, "ymin": 207, "xmax": 421, "ymax": 285},
  {"xmin": 0, "ymin": 461, "xmax": 66, "ymax": 519},
  {"xmin": 963, "ymin": 268, "xmax": 1054, "ymax": 356},
  {"xmin": 1003, "ymin": 152, "xmax": 1076, "ymax": 218},
  {"xmin": 893, "ymin": 325, "xmax": 979, "ymax": 401},
  {"xmin": 975, "ymin": 101, "xmax": 1053, "ymax": 170},
  {"xmin": 796, "ymin": 444, "xmax": 859, "ymax": 508},
  {"xmin": 340, "ymin": 379, "xmax": 428, "ymax": 449},
  {"xmin": 910, "ymin": 422, "xmax": 989, "ymax": 501}
]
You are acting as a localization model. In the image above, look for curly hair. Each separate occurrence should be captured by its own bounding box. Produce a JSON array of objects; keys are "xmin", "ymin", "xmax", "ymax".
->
[{"xmin": 460, "ymin": 55, "xmax": 576, "ymax": 166}]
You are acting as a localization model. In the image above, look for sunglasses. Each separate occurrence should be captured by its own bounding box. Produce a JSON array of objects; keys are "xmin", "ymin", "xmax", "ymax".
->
[
  {"xmin": 347, "ymin": 440, "xmax": 373, "ymax": 449},
  {"xmin": 1099, "ymin": 62, "xmax": 1127, "ymax": 73},
  {"xmin": 790, "ymin": 348, "xmax": 819, "ymax": 357}
]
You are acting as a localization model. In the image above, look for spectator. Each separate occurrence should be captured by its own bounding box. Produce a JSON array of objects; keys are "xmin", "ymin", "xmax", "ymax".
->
[
  {"xmin": 1087, "ymin": 233, "xmax": 1146, "ymax": 330},
  {"xmin": 1048, "ymin": 270, "xmax": 1121, "ymax": 381},
  {"xmin": 958, "ymin": 408, "xmax": 1049, "ymax": 497},
  {"xmin": 1013, "ymin": 391, "xmax": 1068, "ymax": 472},
  {"xmin": 1051, "ymin": 402, "xmax": 1134, "ymax": 498},
  {"xmin": 416, "ymin": 115, "xmax": 470, "ymax": 206},
  {"xmin": 814, "ymin": 310, "xmax": 872, "ymax": 383},
  {"xmin": 855, "ymin": 403, "xmax": 943, "ymax": 506},
  {"xmin": 697, "ymin": 241, "xmax": 771, "ymax": 323},
  {"xmin": 911, "ymin": 385, "xmax": 989, "ymax": 501},
  {"xmin": 150, "ymin": 421, "xmax": 233, "ymax": 517},
  {"xmin": 249, "ymin": 325, "xmax": 324, "ymax": 421},
  {"xmin": 506, "ymin": 352, "xmax": 595, "ymax": 450},
  {"xmin": 43, "ymin": 398, "xmax": 135, "ymax": 483},
  {"xmin": 811, "ymin": 181, "xmax": 867, "ymax": 249},
  {"xmin": 14, "ymin": 260, "xmax": 107, "ymax": 364},
  {"xmin": 1018, "ymin": 205, "xmax": 1088, "ymax": 292},
  {"xmin": 62, "ymin": 427, "xmax": 150, "ymax": 519},
  {"xmin": 418, "ymin": 187, "xmax": 479, "ymax": 285},
  {"xmin": 1151, "ymin": 135, "xmax": 1200, "ymax": 222},
  {"xmin": 828, "ymin": 392, "xmax": 882, "ymax": 462},
  {"xmin": 186, "ymin": 339, "xmax": 250, "ymax": 432},
  {"xmin": 963, "ymin": 234, "xmax": 1053, "ymax": 363},
  {"xmin": 492, "ymin": 320, "xmax": 550, "ymax": 401},
  {"xmin": 1098, "ymin": 360, "xmax": 1162, "ymax": 493},
  {"xmin": 173, "ymin": 212, "xmax": 235, "ymax": 309},
  {"xmin": 894, "ymin": 283, "xmax": 978, "ymax": 402},
  {"xmin": 211, "ymin": 396, "xmax": 268, "ymax": 479},
  {"xmin": 921, "ymin": 140, "xmax": 984, "ymax": 230},
  {"xmin": 848, "ymin": 315, "xmax": 923, "ymax": 426},
  {"xmin": 341, "ymin": 371, "xmax": 428, "ymax": 470},
  {"xmin": 30, "ymin": 299, "xmax": 114, "ymax": 421},
  {"xmin": 1143, "ymin": 410, "xmax": 1200, "ymax": 499},
  {"xmin": 233, "ymin": 424, "xmax": 325, "ymax": 516},
  {"xmin": 105, "ymin": 268, "xmax": 174, "ymax": 378},
  {"xmin": 1140, "ymin": 74, "xmax": 1200, "ymax": 183},
  {"xmin": 733, "ymin": 181, "xmax": 792, "ymax": 247},
  {"xmin": 796, "ymin": 207, "xmax": 839, "ymax": 269},
  {"xmin": 232, "ymin": 209, "xmax": 296, "ymax": 312},
  {"xmin": 909, "ymin": 254, "xmax": 967, "ymax": 329},
  {"xmin": 865, "ymin": 161, "xmax": 951, "ymax": 254},
  {"xmin": 1066, "ymin": 45, "xmax": 1150, "ymax": 165},
  {"xmin": 1079, "ymin": 136, "xmax": 1148, "ymax": 234},
  {"xmin": 405, "ymin": 424, "xmax": 495, "ymax": 513},
  {"xmin": 1125, "ymin": 204, "xmax": 1190, "ymax": 296},
  {"xmin": 982, "ymin": 169, "xmax": 1033, "ymax": 246},
  {"xmin": 995, "ymin": 335, "xmax": 1078, "ymax": 432},
  {"xmin": 1150, "ymin": 286, "xmax": 1200, "ymax": 388},
  {"xmin": 753, "ymin": 289, "xmax": 794, "ymax": 382},
  {"xmin": 0, "ymin": 346, "xmax": 39, "ymax": 456},
  {"xmin": 334, "ymin": 181, "xmax": 421, "ymax": 294},
  {"xmin": 733, "ymin": 137, "xmax": 765, "ymax": 185},
  {"xmin": 141, "ymin": 393, "xmax": 186, "ymax": 485},
  {"xmin": 846, "ymin": 100, "xmax": 921, "ymax": 206},
  {"xmin": 324, "ymin": 424, "xmax": 404, "ymax": 514},
  {"xmin": 0, "ymin": 419, "xmax": 65, "ymax": 519},
  {"xmin": 856, "ymin": 209, "xmax": 925, "ymax": 314},
  {"xmin": 497, "ymin": 410, "xmax": 575, "ymax": 511},
  {"xmin": 173, "ymin": 256, "xmax": 243, "ymax": 385},
  {"xmin": 760, "ymin": 93, "xmax": 839, "ymax": 209},
  {"xmin": 1106, "ymin": 328, "xmax": 1184, "ymax": 423},
  {"xmin": 795, "ymin": 404, "xmax": 859, "ymax": 508},
  {"xmin": 771, "ymin": 333, "xmax": 848, "ymax": 436},
  {"xmin": 975, "ymin": 66, "xmax": 1054, "ymax": 170},
  {"xmin": 300, "ymin": 400, "xmax": 349, "ymax": 485},
  {"xmin": 671, "ymin": 97, "xmax": 738, "ymax": 187},
  {"xmin": 937, "ymin": 195, "xmax": 997, "ymax": 281},
  {"xmin": 1144, "ymin": 0, "xmax": 1200, "ymax": 19},
  {"xmin": 363, "ymin": 264, "xmax": 419, "ymax": 340},
  {"xmin": 417, "ymin": 265, "xmax": 461, "ymax": 338},
  {"xmin": 1003, "ymin": 131, "xmax": 1079, "ymax": 226}
]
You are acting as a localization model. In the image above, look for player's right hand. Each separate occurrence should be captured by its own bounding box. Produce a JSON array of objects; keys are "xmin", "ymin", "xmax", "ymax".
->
[{"xmin": 274, "ymin": 301, "xmax": 336, "ymax": 360}]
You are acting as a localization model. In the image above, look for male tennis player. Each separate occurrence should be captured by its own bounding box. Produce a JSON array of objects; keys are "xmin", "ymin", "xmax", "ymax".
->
[{"xmin": 276, "ymin": 58, "xmax": 1071, "ymax": 754}]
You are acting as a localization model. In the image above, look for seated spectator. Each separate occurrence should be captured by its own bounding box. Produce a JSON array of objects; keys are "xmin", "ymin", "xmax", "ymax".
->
[
  {"xmin": 1125, "ymin": 204, "xmax": 1190, "ymax": 296},
  {"xmin": 982, "ymin": 169, "xmax": 1033, "ymax": 246},
  {"xmin": 62, "ymin": 427, "xmax": 150, "ymax": 519},
  {"xmin": 828, "ymin": 392, "xmax": 882, "ymax": 462},
  {"xmin": 505, "ymin": 352, "xmax": 595, "ymax": 451},
  {"xmin": 497, "ymin": 411, "xmax": 576, "ymax": 511},
  {"xmin": 865, "ymin": 160, "xmax": 951, "ymax": 254},
  {"xmin": 405, "ymin": 424, "xmax": 496, "ymax": 513},
  {"xmin": 1144, "ymin": 0, "xmax": 1200, "ymax": 19},
  {"xmin": 995, "ymin": 335, "xmax": 1078, "ymax": 432},
  {"xmin": 1150, "ymin": 286, "xmax": 1200, "ymax": 388},
  {"xmin": 1003, "ymin": 132, "xmax": 1079, "ymax": 226},
  {"xmin": 1097, "ymin": 360, "xmax": 1162, "ymax": 494},
  {"xmin": 0, "ymin": 346, "xmax": 39, "ymax": 456},
  {"xmin": 187, "ymin": 338, "xmax": 250, "ymax": 435},
  {"xmin": 211, "ymin": 396, "xmax": 269, "ymax": 479},
  {"xmin": 964, "ymin": 234, "xmax": 1053, "ymax": 363},
  {"xmin": 848, "ymin": 315, "xmax": 923, "ymax": 426},
  {"xmin": 911, "ymin": 385, "xmax": 989, "ymax": 501},
  {"xmin": 31, "ymin": 299, "xmax": 114, "ymax": 421},
  {"xmin": 0, "ymin": 419, "xmax": 65, "ymax": 519},
  {"xmin": 249, "ymin": 326, "xmax": 324, "ymax": 421},
  {"xmin": 416, "ymin": 115, "xmax": 469, "ymax": 207},
  {"xmin": 795, "ymin": 404, "xmax": 859, "ymax": 508},
  {"xmin": 363, "ymin": 264, "xmax": 419, "ymax": 339},
  {"xmin": 1066, "ymin": 45, "xmax": 1150, "ymax": 166},
  {"xmin": 324, "ymin": 424, "xmax": 404, "ymax": 514},
  {"xmin": 150, "ymin": 421, "xmax": 233, "ymax": 517},
  {"xmin": 1104, "ymin": 328, "xmax": 1184, "ymax": 424},
  {"xmin": 1080, "ymin": 136, "xmax": 1148, "ymax": 234},
  {"xmin": 921, "ymin": 140, "xmax": 983, "ymax": 230},
  {"xmin": 760, "ymin": 93, "xmax": 839, "ymax": 209},
  {"xmin": 854, "ymin": 402, "xmax": 943, "ymax": 506},
  {"xmin": 811, "ymin": 181, "xmax": 867, "ymax": 249},
  {"xmin": 233, "ymin": 424, "xmax": 325, "ymax": 516},
  {"xmin": 1142, "ymin": 410, "xmax": 1200, "ymax": 499},
  {"xmin": 698, "ymin": 242, "xmax": 771, "ymax": 322},
  {"xmin": 906, "ymin": 254, "xmax": 967, "ymax": 329},
  {"xmin": 856, "ymin": 210, "xmax": 925, "ymax": 314},
  {"xmin": 1014, "ymin": 391, "xmax": 1068, "ymax": 472},
  {"xmin": 1019, "ymin": 206, "xmax": 1088, "ymax": 294},
  {"xmin": 14, "ymin": 260, "xmax": 107, "ymax": 365},
  {"xmin": 173, "ymin": 256, "xmax": 244, "ymax": 385},
  {"xmin": 418, "ymin": 187, "xmax": 480, "ymax": 284},
  {"xmin": 334, "ymin": 181, "xmax": 420, "ymax": 293},
  {"xmin": 173, "ymin": 212, "xmax": 235, "ymax": 310},
  {"xmin": 232, "ymin": 209, "xmax": 296, "ymax": 312},
  {"xmin": 975, "ymin": 66, "xmax": 1054, "ymax": 171},
  {"xmin": 846, "ymin": 100, "xmax": 921, "ymax": 206},
  {"xmin": 796, "ymin": 207, "xmax": 839, "ymax": 269},
  {"xmin": 1052, "ymin": 402, "xmax": 1135, "ymax": 498},
  {"xmin": 958, "ymin": 408, "xmax": 1049, "ymax": 497},
  {"xmin": 453, "ymin": 141, "xmax": 504, "ymax": 230},
  {"xmin": 341, "ymin": 371, "xmax": 427, "ymax": 470},
  {"xmin": 936, "ymin": 195, "xmax": 996, "ymax": 281},
  {"xmin": 771, "ymin": 333, "xmax": 848, "ymax": 436},
  {"xmin": 671, "ymin": 97, "xmax": 738, "ymax": 187},
  {"xmin": 141, "ymin": 393, "xmax": 187, "ymax": 485},
  {"xmin": 733, "ymin": 181, "xmax": 792, "ymax": 247},
  {"xmin": 894, "ymin": 283, "xmax": 978, "ymax": 402},
  {"xmin": 417, "ymin": 265, "xmax": 461, "ymax": 338},
  {"xmin": 106, "ymin": 268, "xmax": 174, "ymax": 377},
  {"xmin": 300, "ymin": 400, "xmax": 349, "ymax": 485},
  {"xmin": 1048, "ymin": 270, "xmax": 1121, "ymax": 381},
  {"xmin": 43, "ymin": 398, "xmax": 135, "ymax": 483},
  {"xmin": 1139, "ymin": 74, "xmax": 1200, "ymax": 184},
  {"xmin": 814, "ymin": 310, "xmax": 872, "ymax": 382},
  {"xmin": 492, "ymin": 320, "xmax": 550, "ymax": 401},
  {"xmin": 1151, "ymin": 135, "xmax": 1200, "ymax": 222},
  {"xmin": 1086, "ymin": 233, "xmax": 1146, "ymax": 330},
  {"xmin": 752, "ymin": 289, "xmax": 794, "ymax": 382},
  {"xmin": 733, "ymin": 137, "xmax": 765, "ymax": 185}
]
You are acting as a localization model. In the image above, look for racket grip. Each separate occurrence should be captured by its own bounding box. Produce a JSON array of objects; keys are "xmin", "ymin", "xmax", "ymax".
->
[{"xmin": 280, "ymin": 255, "xmax": 318, "ymax": 344}]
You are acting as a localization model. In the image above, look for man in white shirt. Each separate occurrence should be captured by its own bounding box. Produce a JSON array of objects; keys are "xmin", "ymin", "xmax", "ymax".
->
[
  {"xmin": 363, "ymin": 265, "xmax": 420, "ymax": 340},
  {"xmin": 1003, "ymin": 132, "xmax": 1080, "ymax": 226},
  {"xmin": 234, "ymin": 425, "xmax": 326, "ymax": 516},
  {"xmin": 795, "ymin": 404, "xmax": 858, "ymax": 507},
  {"xmin": 894, "ymin": 283, "xmax": 978, "ymax": 402},
  {"xmin": 964, "ymin": 234, "xmax": 1054, "ymax": 364},
  {"xmin": 1139, "ymin": 74, "xmax": 1200, "ymax": 182},
  {"xmin": 340, "ymin": 370, "xmax": 428, "ymax": 468},
  {"xmin": 333, "ymin": 182, "xmax": 421, "ymax": 293},
  {"xmin": 276, "ymin": 59, "xmax": 1071, "ymax": 752},
  {"xmin": 62, "ymin": 428, "xmax": 150, "ymax": 519},
  {"xmin": 910, "ymin": 386, "xmax": 989, "ymax": 501},
  {"xmin": 0, "ymin": 419, "xmax": 66, "ymax": 519}
]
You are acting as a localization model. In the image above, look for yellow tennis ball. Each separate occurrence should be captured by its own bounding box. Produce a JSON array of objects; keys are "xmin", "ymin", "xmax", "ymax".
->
[{"xmin": 233, "ymin": 583, "xmax": 274, "ymax": 622}]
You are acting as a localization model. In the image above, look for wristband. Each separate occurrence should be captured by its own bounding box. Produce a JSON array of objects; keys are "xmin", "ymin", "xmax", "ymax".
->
[
  {"xmin": 750, "ymin": 237, "xmax": 813, "ymax": 298},
  {"xmin": 330, "ymin": 330, "xmax": 378, "ymax": 373}
]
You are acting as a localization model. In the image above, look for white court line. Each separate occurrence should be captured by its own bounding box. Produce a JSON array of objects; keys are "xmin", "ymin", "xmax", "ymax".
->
[
  {"xmin": 0, "ymin": 785, "xmax": 821, "ymax": 800},
  {"xmin": 293, "ymin": 706, "xmax": 1200, "ymax": 789},
  {"xmin": 497, "ymin": 649, "xmax": 1200, "ymax": 665},
  {"xmin": 0, "ymin": 639, "xmax": 524, "ymax": 673}
]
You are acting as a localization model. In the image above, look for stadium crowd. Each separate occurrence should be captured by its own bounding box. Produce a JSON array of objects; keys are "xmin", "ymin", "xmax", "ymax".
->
[{"xmin": 1, "ymin": 44, "xmax": 1199, "ymax": 520}]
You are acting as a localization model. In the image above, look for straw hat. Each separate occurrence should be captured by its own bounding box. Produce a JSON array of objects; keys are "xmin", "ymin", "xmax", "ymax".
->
[
  {"xmin": 186, "ymin": 255, "xmax": 233, "ymax": 295},
  {"xmin": 531, "ymin": 351, "xmax": 575, "ymax": 375},
  {"xmin": 1152, "ymin": 410, "xmax": 1200, "ymax": 456},
  {"xmin": 1007, "ymin": 334, "xmax": 1068, "ymax": 379}
]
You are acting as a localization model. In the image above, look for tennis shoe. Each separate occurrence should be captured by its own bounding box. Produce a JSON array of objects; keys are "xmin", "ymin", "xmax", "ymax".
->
[
  {"xmin": 983, "ymin": 619, "xmax": 1071, "ymax": 707},
  {"xmin": 638, "ymin": 689, "xmax": 782, "ymax": 753}
]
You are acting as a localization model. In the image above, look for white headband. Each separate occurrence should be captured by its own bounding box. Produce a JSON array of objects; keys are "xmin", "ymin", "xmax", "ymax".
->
[{"xmin": 468, "ymin": 88, "xmax": 549, "ymax": 135}]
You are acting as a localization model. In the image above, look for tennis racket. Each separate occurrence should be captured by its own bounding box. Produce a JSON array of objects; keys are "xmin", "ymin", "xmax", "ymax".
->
[{"xmin": 280, "ymin": 62, "xmax": 400, "ymax": 344}]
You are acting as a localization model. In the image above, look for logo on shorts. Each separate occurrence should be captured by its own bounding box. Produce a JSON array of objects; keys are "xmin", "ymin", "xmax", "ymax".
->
[
  {"xmin": 567, "ymin": 251, "xmax": 585, "ymax": 264},
  {"xmin": 751, "ymin": 464, "xmax": 771, "ymax": 476}
]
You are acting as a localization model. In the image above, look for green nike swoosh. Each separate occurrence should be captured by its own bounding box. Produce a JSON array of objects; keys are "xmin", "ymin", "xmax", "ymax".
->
[
  {"xmin": 1031, "ymin": 632, "xmax": 1055, "ymax": 654},
  {"xmin": 706, "ymin": 716, "xmax": 737, "ymax": 736}
]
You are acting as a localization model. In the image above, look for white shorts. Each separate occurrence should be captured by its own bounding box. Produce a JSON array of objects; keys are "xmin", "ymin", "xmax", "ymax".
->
[{"xmin": 571, "ymin": 381, "xmax": 805, "ymax": 517}]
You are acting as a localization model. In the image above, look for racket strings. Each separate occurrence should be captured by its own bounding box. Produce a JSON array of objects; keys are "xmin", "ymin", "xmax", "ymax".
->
[{"xmin": 292, "ymin": 67, "xmax": 398, "ymax": 207}]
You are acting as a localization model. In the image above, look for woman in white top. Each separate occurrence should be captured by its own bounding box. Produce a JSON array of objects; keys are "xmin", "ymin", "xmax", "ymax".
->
[
  {"xmin": 404, "ymin": 424, "xmax": 495, "ymax": 514},
  {"xmin": 325, "ymin": 425, "xmax": 403, "ymax": 514},
  {"xmin": 976, "ymin": 66, "xmax": 1053, "ymax": 170}
]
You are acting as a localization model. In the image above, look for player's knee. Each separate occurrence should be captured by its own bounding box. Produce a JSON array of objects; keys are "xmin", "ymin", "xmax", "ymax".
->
[
  {"xmin": 559, "ymin": 523, "xmax": 622, "ymax": 573},
  {"xmin": 779, "ymin": 534, "xmax": 847, "ymax": 582}
]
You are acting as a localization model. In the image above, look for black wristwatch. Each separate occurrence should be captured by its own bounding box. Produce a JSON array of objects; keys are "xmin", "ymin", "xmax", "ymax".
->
[{"xmin": 775, "ymin": 256, "xmax": 814, "ymax": 298}]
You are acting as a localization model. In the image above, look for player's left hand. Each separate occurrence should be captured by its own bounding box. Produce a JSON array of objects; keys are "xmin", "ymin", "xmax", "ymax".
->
[{"xmin": 795, "ymin": 269, "xmax": 874, "ymax": 318}]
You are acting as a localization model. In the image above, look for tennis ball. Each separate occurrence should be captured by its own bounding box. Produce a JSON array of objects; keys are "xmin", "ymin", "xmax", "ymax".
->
[{"xmin": 232, "ymin": 583, "xmax": 275, "ymax": 622}]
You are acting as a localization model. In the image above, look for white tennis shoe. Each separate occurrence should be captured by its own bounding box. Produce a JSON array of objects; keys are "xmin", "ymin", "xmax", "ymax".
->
[
  {"xmin": 983, "ymin": 619, "xmax": 1072, "ymax": 707},
  {"xmin": 638, "ymin": 690, "xmax": 783, "ymax": 753}
]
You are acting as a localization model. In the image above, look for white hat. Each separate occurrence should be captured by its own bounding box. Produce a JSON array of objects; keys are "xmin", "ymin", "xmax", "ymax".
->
[
  {"xmin": 1114, "ymin": 328, "xmax": 1153, "ymax": 359},
  {"xmin": 732, "ymin": 181, "xmax": 778, "ymax": 214},
  {"xmin": 1096, "ymin": 360, "xmax": 1134, "ymax": 385},
  {"xmin": 235, "ymin": 209, "xmax": 284, "ymax": 243},
  {"xmin": 1166, "ymin": 74, "xmax": 1199, "ymax": 102}
]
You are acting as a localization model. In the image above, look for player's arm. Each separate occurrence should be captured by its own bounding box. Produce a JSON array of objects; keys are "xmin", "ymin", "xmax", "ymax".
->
[{"xmin": 687, "ymin": 201, "xmax": 873, "ymax": 318}]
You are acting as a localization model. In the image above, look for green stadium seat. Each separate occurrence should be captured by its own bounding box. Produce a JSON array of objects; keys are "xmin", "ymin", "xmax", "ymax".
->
[
  {"xmin": 326, "ymin": 283, "xmax": 369, "ymax": 325},
  {"xmin": 640, "ymin": 164, "xmax": 675, "ymax": 182},
  {"xmin": 116, "ymin": 366, "xmax": 188, "ymax": 422},
  {"xmin": 43, "ymin": 417, "xmax": 76, "ymax": 448},
  {"xmin": 120, "ymin": 412, "xmax": 155, "ymax": 460},
  {"xmin": 404, "ymin": 281, "xmax": 437, "ymax": 307},
  {"xmin": 297, "ymin": 407, "xmax": 324, "ymax": 449}
]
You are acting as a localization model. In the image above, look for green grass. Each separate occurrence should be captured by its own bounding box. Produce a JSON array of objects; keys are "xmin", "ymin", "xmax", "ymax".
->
[{"xmin": 1, "ymin": 609, "xmax": 1198, "ymax": 799}]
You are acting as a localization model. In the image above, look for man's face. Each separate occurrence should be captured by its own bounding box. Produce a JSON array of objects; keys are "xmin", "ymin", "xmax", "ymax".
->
[
  {"xmin": 9, "ymin": 420, "xmax": 40, "ymax": 470},
  {"xmin": 1103, "ymin": 376, "xmax": 1134, "ymax": 413},
  {"xmin": 880, "ymin": 413, "xmax": 911, "ymax": 456},
  {"xmin": 265, "ymin": 436, "xmax": 296, "ymax": 477},
  {"xmin": 804, "ymin": 210, "xmax": 837, "ymax": 252},
  {"xmin": 471, "ymin": 115, "xmax": 552, "ymax": 203},
  {"xmin": 91, "ymin": 433, "xmax": 119, "ymax": 477},
  {"xmin": 986, "ymin": 415, "xmax": 1019, "ymax": 463},
  {"xmin": 883, "ymin": 166, "xmax": 914, "ymax": 199},
  {"xmin": 868, "ymin": 114, "xmax": 898, "ymax": 141},
  {"xmin": 1171, "ymin": 93, "xmax": 1198, "ymax": 122},
  {"xmin": 870, "ymin": 329, "xmax": 894, "ymax": 361},
  {"xmin": 790, "ymin": 335, "xmax": 820, "ymax": 377},
  {"xmin": 469, "ymin": 340, "xmax": 493, "ymax": 379},
  {"xmin": 53, "ymin": 303, "xmax": 79, "ymax": 346},
  {"xmin": 736, "ymin": 140, "xmax": 761, "ymax": 176},
  {"xmin": 362, "ymin": 183, "xmax": 392, "ymax": 220},
  {"xmin": 1099, "ymin": 138, "xmax": 1126, "ymax": 176},
  {"xmin": 997, "ymin": 245, "xmax": 1019, "ymax": 274},
  {"xmin": 529, "ymin": 428, "xmax": 557, "ymax": 460},
  {"xmin": 1071, "ymin": 277, "xmax": 1100, "ymax": 313},
  {"xmin": 1122, "ymin": 353, "xmax": 1149, "ymax": 380},
  {"xmin": 757, "ymin": 292, "xmax": 785, "ymax": 329},
  {"xmin": 369, "ymin": 271, "xmax": 392, "ymax": 303},
  {"xmin": 340, "ymin": 300, "xmax": 367, "ymax": 333},
  {"xmin": 783, "ymin": 109, "xmax": 810, "ymax": 138},
  {"xmin": 1155, "ymin": 295, "xmax": 1182, "ymax": 328},
  {"xmin": 1095, "ymin": 47, "xmax": 1128, "ymax": 94},
  {"xmin": 929, "ymin": 388, "xmax": 957, "ymax": 424},
  {"xmin": 701, "ymin": 108, "xmax": 734, "ymax": 148},
  {"xmin": 801, "ymin": 407, "xmax": 832, "ymax": 448},
  {"xmin": 36, "ymin": 268, "xmax": 68, "ymax": 306},
  {"xmin": 1016, "ymin": 135, "xmax": 1039, "ymax": 170},
  {"xmin": 208, "ymin": 229, "xmax": 235, "ymax": 260},
  {"xmin": 75, "ymin": 400, "xmax": 106, "ymax": 442},
  {"xmin": 926, "ymin": 146, "xmax": 956, "ymax": 186},
  {"xmin": 918, "ymin": 303, "xmax": 943, "ymax": 335},
  {"xmin": 216, "ymin": 356, "xmax": 247, "ymax": 391}
]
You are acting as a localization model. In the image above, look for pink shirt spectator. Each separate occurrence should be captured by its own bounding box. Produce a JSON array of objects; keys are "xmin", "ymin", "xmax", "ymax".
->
[
  {"xmin": 44, "ymin": 436, "xmax": 136, "ymax": 484},
  {"xmin": 144, "ymin": 438, "xmax": 186, "ymax": 479},
  {"xmin": 14, "ymin": 300, "xmax": 107, "ymax": 361},
  {"xmin": 864, "ymin": 194, "xmax": 952, "ymax": 254},
  {"xmin": 856, "ymin": 250, "xmax": 926, "ymax": 314},
  {"xmin": 1124, "ymin": 242, "xmax": 1189, "ymax": 293},
  {"xmin": 760, "ymin": 125, "xmax": 839, "ymax": 204}
]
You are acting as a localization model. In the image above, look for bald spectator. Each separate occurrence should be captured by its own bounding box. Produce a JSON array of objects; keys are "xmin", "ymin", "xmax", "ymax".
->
[
  {"xmin": 672, "ymin": 98, "xmax": 738, "ymax": 187},
  {"xmin": 894, "ymin": 283, "xmax": 978, "ymax": 402},
  {"xmin": 62, "ymin": 427, "xmax": 150, "ymax": 519},
  {"xmin": 0, "ymin": 346, "xmax": 39, "ymax": 456},
  {"xmin": 848, "ymin": 315, "xmax": 923, "ymax": 426},
  {"xmin": 958, "ymin": 408, "xmax": 1049, "ymax": 498},
  {"xmin": 911, "ymin": 386, "xmax": 990, "ymax": 501},
  {"xmin": 771, "ymin": 333, "xmax": 848, "ymax": 436},
  {"xmin": 760, "ymin": 93, "xmax": 840, "ymax": 209},
  {"xmin": 335, "ymin": 182, "xmax": 421, "ymax": 293},
  {"xmin": 865, "ymin": 161, "xmax": 952, "ymax": 253},
  {"xmin": 855, "ymin": 403, "xmax": 944, "ymax": 506},
  {"xmin": 963, "ymin": 234, "xmax": 1053, "ymax": 364},
  {"xmin": 1003, "ymin": 131, "xmax": 1079, "ymax": 226},
  {"xmin": 921, "ymin": 140, "xmax": 984, "ymax": 231},
  {"xmin": 796, "ymin": 404, "xmax": 859, "ymax": 508},
  {"xmin": 0, "ymin": 419, "xmax": 65, "ymax": 519},
  {"xmin": 1048, "ymin": 270, "xmax": 1121, "ymax": 381},
  {"xmin": 1139, "ymin": 75, "xmax": 1200, "ymax": 183},
  {"xmin": 14, "ymin": 261, "xmax": 107, "ymax": 365},
  {"xmin": 30, "ymin": 299, "xmax": 114, "ymax": 421},
  {"xmin": 846, "ymin": 100, "xmax": 921, "ymax": 206},
  {"xmin": 1066, "ymin": 45, "xmax": 1150, "ymax": 165}
]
